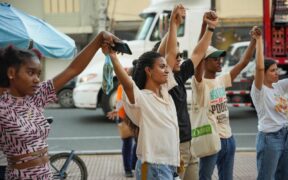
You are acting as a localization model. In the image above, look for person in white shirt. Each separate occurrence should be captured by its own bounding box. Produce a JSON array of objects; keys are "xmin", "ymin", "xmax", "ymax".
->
[
  {"xmin": 250, "ymin": 28, "xmax": 288, "ymax": 180},
  {"xmin": 103, "ymin": 4, "xmax": 185, "ymax": 180},
  {"xmin": 154, "ymin": 11, "xmax": 218, "ymax": 180},
  {"xmin": 193, "ymin": 26, "xmax": 258, "ymax": 180}
]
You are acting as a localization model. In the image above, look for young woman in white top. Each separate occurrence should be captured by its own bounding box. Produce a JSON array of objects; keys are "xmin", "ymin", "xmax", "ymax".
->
[
  {"xmin": 103, "ymin": 4, "xmax": 185, "ymax": 180},
  {"xmin": 250, "ymin": 28, "xmax": 288, "ymax": 180}
]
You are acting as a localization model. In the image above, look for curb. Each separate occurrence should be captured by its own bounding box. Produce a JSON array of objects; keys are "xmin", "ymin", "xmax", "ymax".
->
[{"xmin": 49, "ymin": 148, "xmax": 255, "ymax": 156}]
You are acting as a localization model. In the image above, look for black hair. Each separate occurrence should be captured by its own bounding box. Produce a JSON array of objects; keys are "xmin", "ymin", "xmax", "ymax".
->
[
  {"xmin": 152, "ymin": 41, "xmax": 161, "ymax": 52},
  {"xmin": 0, "ymin": 46, "xmax": 38, "ymax": 87},
  {"xmin": 264, "ymin": 59, "xmax": 277, "ymax": 72},
  {"xmin": 132, "ymin": 51, "xmax": 162, "ymax": 89},
  {"xmin": 152, "ymin": 41, "xmax": 179, "ymax": 52}
]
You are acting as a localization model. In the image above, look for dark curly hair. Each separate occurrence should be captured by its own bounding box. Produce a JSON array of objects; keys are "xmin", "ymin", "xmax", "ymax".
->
[
  {"xmin": 0, "ymin": 46, "xmax": 39, "ymax": 87},
  {"xmin": 132, "ymin": 51, "xmax": 162, "ymax": 89}
]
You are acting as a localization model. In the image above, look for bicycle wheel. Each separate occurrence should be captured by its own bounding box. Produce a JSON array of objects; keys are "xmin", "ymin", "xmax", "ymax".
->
[{"xmin": 50, "ymin": 153, "xmax": 88, "ymax": 180}]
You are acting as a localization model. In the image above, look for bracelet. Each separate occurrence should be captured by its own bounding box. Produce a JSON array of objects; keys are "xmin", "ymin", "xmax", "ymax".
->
[{"xmin": 207, "ymin": 27, "xmax": 215, "ymax": 32}]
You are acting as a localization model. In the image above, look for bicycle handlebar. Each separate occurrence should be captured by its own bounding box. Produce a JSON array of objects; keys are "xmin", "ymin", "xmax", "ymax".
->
[{"xmin": 46, "ymin": 117, "xmax": 54, "ymax": 124}]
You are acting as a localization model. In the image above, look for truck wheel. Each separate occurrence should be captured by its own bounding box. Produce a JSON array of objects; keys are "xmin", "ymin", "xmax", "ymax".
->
[{"xmin": 101, "ymin": 85, "xmax": 118, "ymax": 114}]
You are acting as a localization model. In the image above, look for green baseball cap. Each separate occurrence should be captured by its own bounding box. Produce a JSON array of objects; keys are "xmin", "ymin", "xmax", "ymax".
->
[{"xmin": 205, "ymin": 46, "xmax": 226, "ymax": 59}]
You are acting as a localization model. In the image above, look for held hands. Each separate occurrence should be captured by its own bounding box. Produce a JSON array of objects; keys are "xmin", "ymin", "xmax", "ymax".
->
[
  {"xmin": 171, "ymin": 4, "xmax": 186, "ymax": 27},
  {"xmin": 250, "ymin": 26, "xmax": 262, "ymax": 40},
  {"xmin": 203, "ymin": 11, "xmax": 218, "ymax": 29},
  {"xmin": 100, "ymin": 31, "xmax": 120, "ymax": 58},
  {"xmin": 100, "ymin": 31, "xmax": 119, "ymax": 47}
]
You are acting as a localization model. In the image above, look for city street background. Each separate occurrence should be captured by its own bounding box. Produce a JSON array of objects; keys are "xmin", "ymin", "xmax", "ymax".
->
[
  {"xmin": 44, "ymin": 106, "xmax": 258, "ymax": 180},
  {"xmin": 44, "ymin": 107, "xmax": 258, "ymax": 154}
]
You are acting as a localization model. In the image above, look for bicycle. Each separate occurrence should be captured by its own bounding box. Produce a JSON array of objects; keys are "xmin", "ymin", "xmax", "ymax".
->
[
  {"xmin": 0, "ymin": 117, "xmax": 88, "ymax": 180},
  {"xmin": 47, "ymin": 117, "xmax": 88, "ymax": 180},
  {"xmin": 50, "ymin": 150, "xmax": 88, "ymax": 180}
]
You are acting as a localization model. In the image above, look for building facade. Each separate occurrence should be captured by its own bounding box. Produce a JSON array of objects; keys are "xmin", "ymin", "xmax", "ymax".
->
[
  {"xmin": 3, "ymin": 0, "xmax": 148, "ymax": 80},
  {"xmin": 213, "ymin": 0, "xmax": 262, "ymax": 49},
  {"xmin": 2, "ymin": 0, "xmax": 262, "ymax": 79}
]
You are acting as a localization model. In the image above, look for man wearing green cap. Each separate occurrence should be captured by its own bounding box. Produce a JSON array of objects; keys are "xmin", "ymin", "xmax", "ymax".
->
[{"xmin": 193, "ymin": 26, "xmax": 258, "ymax": 180}]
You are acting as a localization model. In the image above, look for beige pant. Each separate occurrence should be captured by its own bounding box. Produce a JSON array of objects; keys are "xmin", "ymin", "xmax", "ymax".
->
[{"xmin": 179, "ymin": 141, "xmax": 199, "ymax": 180}]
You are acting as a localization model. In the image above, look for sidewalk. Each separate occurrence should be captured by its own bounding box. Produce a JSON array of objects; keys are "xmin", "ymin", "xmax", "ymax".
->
[{"xmin": 79, "ymin": 151, "xmax": 257, "ymax": 180}]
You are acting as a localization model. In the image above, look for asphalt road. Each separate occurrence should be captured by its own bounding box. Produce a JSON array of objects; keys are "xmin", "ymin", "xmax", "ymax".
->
[{"xmin": 44, "ymin": 107, "xmax": 258, "ymax": 154}]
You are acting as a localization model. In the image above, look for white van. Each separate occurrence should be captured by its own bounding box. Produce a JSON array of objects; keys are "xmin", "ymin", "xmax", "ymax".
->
[{"xmin": 73, "ymin": 0, "xmax": 211, "ymax": 113}]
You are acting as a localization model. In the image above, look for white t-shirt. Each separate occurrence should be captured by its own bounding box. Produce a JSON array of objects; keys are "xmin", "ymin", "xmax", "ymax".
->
[
  {"xmin": 251, "ymin": 79, "xmax": 288, "ymax": 132},
  {"xmin": 192, "ymin": 73, "xmax": 232, "ymax": 138},
  {"xmin": 122, "ymin": 67, "xmax": 180, "ymax": 166}
]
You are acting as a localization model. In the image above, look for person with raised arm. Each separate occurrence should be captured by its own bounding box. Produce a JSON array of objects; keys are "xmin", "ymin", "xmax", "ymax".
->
[
  {"xmin": 153, "ymin": 10, "xmax": 218, "ymax": 180},
  {"xmin": 0, "ymin": 31, "xmax": 118, "ymax": 179},
  {"xmin": 104, "ymin": 4, "xmax": 185, "ymax": 180},
  {"xmin": 250, "ymin": 27, "xmax": 288, "ymax": 180}
]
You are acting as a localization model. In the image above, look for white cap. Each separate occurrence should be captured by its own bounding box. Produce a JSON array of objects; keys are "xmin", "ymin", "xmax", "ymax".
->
[{"xmin": 205, "ymin": 46, "xmax": 226, "ymax": 59}]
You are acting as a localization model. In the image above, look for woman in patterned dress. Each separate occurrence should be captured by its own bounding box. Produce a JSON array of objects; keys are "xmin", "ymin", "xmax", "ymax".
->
[{"xmin": 0, "ymin": 31, "xmax": 118, "ymax": 179}]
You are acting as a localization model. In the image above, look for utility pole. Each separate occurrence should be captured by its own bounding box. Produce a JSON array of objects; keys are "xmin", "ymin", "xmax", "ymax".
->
[{"xmin": 94, "ymin": 0, "xmax": 108, "ymax": 34}]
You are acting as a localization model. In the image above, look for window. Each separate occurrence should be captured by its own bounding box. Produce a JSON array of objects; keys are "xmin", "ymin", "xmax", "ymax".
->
[
  {"xmin": 135, "ymin": 13, "xmax": 156, "ymax": 40},
  {"xmin": 149, "ymin": 13, "xmax": 185, "ymax": 42},
  {"xmin": 44, "ymin": 0, "xmax": 80, "ymax": 14},
  {"xmin": 228, "ymin": 46, "xmax": 248, "ymax": 66}
]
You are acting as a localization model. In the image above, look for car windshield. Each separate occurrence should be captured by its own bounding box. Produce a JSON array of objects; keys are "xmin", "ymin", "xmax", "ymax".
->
[{"xmin": 135, "ymin": 13, "xmax": 156, "ymax": 40}]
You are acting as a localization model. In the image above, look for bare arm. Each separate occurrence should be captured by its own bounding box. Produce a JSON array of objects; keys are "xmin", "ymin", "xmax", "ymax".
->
[
  {"xmin": 229, "ymin": 40, "xmax": 256, "ymax": 81},
  {"xmin": 194, "ymin": 11, "xmax": 219, "ymax": 82},
  {"xmin": 107, "ymin": 48, "xmax": 134, "ymax": 104},
  {"xmin": 230, "ymin": 27, "xmax": 258, "ymax": 81},
  {"xmin": 198, "ymin": 20, "xmax": 207, "ymax": 41},
  {"xmin": 193, "ymin": 21, "xmax": 207, "ymax": 83},
  {"xmin": 253, "ymin": 28, "xmax": 264, "ymax": 90},
  {"xmin": 229, "ymin": 39, "xmax": 256, "ymax": 81},
  {"xmin": 157, "ymin": 33, "xmax": 167, "ymax": 56},
  {"xmin": 194, "ymin": 60, "xmax": 205, "ymax": 82},
  {"xmin": 53, "ymin": 31, "xmax": 119, "ymax": 92},
  {"xmin": 110, "ymin": 55, "xmax": 134, "ymax": 103},
  {"xmin": 191, "ymin": 11, "xmax": 218, "ymax": 69},
  {"xmin": 165, "ymin": 4, "xmax": 185, "ymax": 69}
]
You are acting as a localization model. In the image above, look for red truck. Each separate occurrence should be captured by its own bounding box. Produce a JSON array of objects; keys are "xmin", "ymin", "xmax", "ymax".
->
[{"xmin": 225, "ymin": 0, "xmax": 288, "ymax": 107}]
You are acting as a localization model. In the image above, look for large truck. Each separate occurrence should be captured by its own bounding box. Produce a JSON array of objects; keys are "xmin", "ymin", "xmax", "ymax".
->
[
  {"xmin": 223, "ymin": 0, "xmax": 288, "ymax": 107},
  {"xmin": 73, "ymin": 0, "xmax": 211, "ymax": 113}
]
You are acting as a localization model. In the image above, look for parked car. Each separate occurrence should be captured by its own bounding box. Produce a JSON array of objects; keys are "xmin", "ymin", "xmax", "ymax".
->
[{"xmin": 57, "ymin": 79, "xmax": 76, "ymax": 108}]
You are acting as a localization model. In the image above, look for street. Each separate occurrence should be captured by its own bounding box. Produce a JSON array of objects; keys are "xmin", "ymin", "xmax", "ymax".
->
[{"xmin": 44, "ymin": 107, "xmax": 258, "ymax": 154}]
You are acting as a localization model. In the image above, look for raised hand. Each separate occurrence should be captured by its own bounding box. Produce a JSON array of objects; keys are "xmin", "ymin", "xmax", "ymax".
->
[
  {"xmin": 100, "ymin": 31, "xmax": 121, "ymax": 55},
  {"xmin": 171, "ymin": 4, "xmax": 186, "ymax": 27},
  {"xmin": 101, "ymin": 31, "xmax": 120, "ymax": 47},
  {"xmin": 203, "ymin": 11, "xmax": 218, "ymax": 29},
  {"xmin": 250, "ymin": 26, "xmax": 262, "ymax": 40},
  {"xmin": 100, "ymin": 32, "xmax": 120, "ymax": 58}
]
